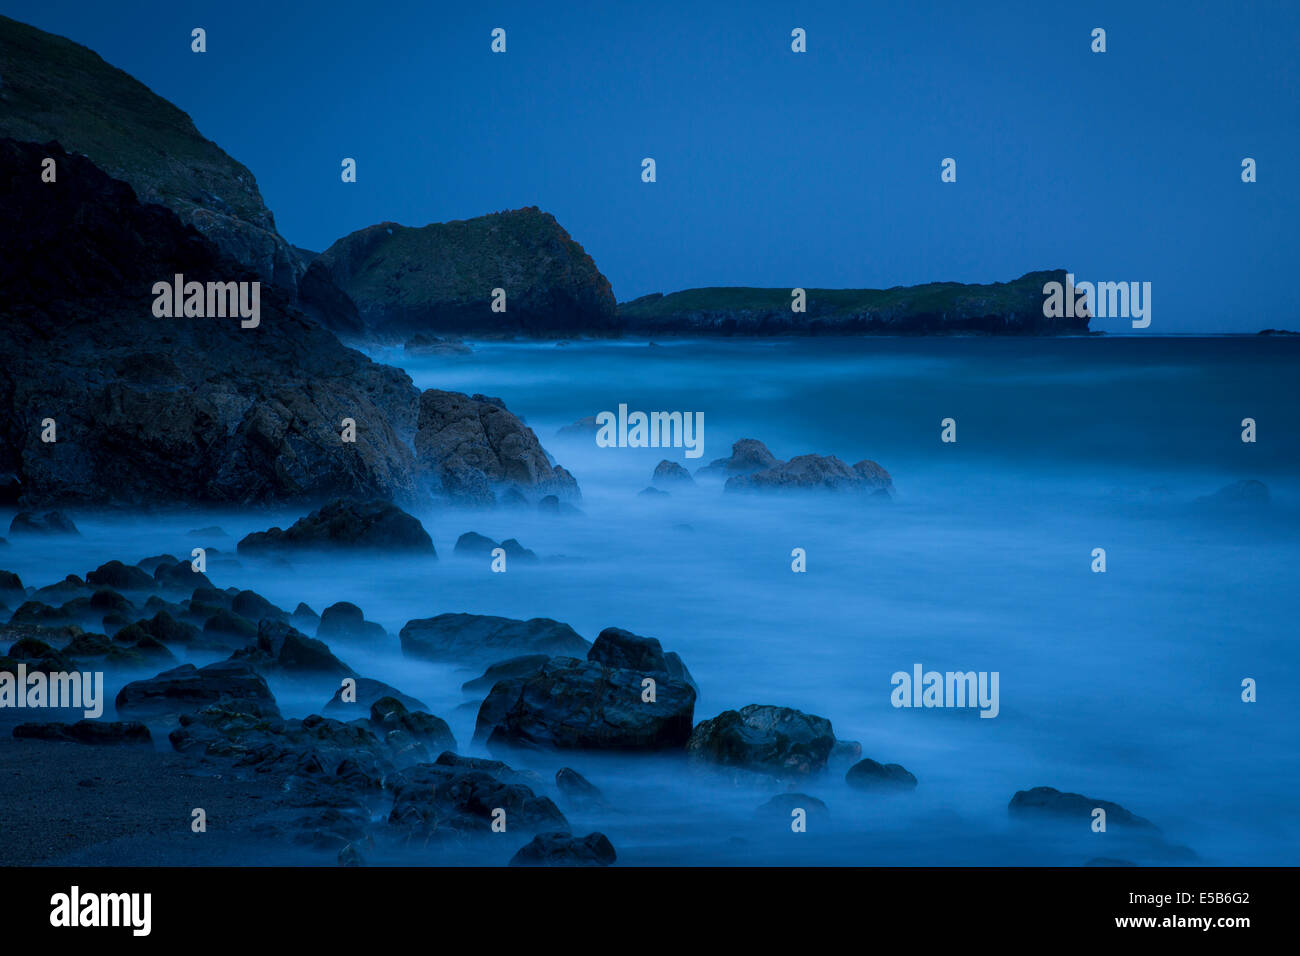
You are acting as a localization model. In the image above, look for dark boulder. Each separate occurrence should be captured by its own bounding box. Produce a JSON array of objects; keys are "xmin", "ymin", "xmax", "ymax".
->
[
  {"xmin": 687, "ymin": 704, "xmax": 835, "ymax": 777},
  {"xmin": 461, "ymin": 654, "xmax": 551, "ymax": 694},
  {"xmin": 317, "ymin": 602, "xmax": 387, "ymax": 642},
  {"xmin": 696, "ymin": 439, "xmax": 778, "ymax": 479},
  {"xmin": 85, "ymin": 560, "xmax": 155, "ymax": 591},
  {"xmin": 237, "ymin": 499, "xmax": 435, "ymax": 555},
  {"xmin": 476, "ymin": 656, "xmax": 696, "ymax": 752},
  {"xmin": 386, "ymin": 759, "xmax": 568, "ymax": 840},
  {"xmin": 323, "ymin": 677, "xmax": 428, "ymax": 715},
  {"xmin": 846, "ymin": 758, "xmax": 918, "ymax": 791},
  {"xmin": 232, "ymin": 620, "xmax": 354, "ymax": 678},
  {"xmin": 1008, "ymin": 787, "xmax": 1158, "ymax": 831},
  {"xmin": 652, "ymin": 460, "xmax": 694, "ymax": 486}
]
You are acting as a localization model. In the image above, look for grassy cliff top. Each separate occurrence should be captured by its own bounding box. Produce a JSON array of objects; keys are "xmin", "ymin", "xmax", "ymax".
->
[{"xmin": 0, "ymin": 14, "xmax": 273, "ymax": 229}]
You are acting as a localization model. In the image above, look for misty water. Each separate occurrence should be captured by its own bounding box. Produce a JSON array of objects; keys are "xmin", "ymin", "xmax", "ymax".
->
[{"xmin": 6, "ymin": 336, "xmax": 1298, "ymax": 865}]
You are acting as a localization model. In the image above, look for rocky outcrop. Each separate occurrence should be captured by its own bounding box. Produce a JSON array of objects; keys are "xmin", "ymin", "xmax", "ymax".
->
[
  {"xmin": 687, "ymin": 705, "xmax": 836, "ymax": 777},
  {"xmin": 415, "ymin": 390, "xmax": 582, "ymax": 506},
  {"xmin": 652, "ymin": 460, "xmax": 694, "ymax": 486},
  {"xmin": 619, "ymin": 271, "xmax": 1089, "ymax": 335},
  {"xmin": 315, "ymin": 209, "xmax": 618, "ymax": 338},
  {"xmin": 387, "ymin": 755, "xmax": 568, "ymax": 840},
  {"xmin": 0, "ymin": 139, "xmax": 423, "ymax": 507}
]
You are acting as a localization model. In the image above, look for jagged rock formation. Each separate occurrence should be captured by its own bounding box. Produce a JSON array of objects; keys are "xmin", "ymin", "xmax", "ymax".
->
[
  {"xmin": 314, "ymin": 209, "xmax": 619, "ymax": 338},
  {"xmin": 619, "ymin": 271, "xmax": 1089, "ymax": 335},
  {"xmin": 0, "ymin": 139, "xmax": 579, "ymax": 508}
]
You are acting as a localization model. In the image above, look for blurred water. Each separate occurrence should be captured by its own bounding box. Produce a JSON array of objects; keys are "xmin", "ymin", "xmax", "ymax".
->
[{"xmin": 4, "ymin": 335, "xmax": 1297, "ymax": 865}]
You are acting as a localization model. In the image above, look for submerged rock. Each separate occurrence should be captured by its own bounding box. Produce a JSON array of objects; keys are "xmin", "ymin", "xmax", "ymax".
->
[
  {"xmin": 237, "ymin": 499, "xmax": 435, "ymax": 555},
  {"xmin": 726, "ymin": 455, "xmax": 893, "ymax": 495},
  {"xmin": 1008, "ymin": 786, "xmax": 1158, "ymax": 831},
  {"xmin": 555, "ymin": 767, "xmax": 605, "ymax": 808},
  {"xmin": 85, "ymin": 560, "xmax": 155, "ymax": 591},
  {"xmin": 317, "ymin": 602, "xmax": 387, "ymax": 642},
  {"xmin": 652, "ymin": 460, "xmax": 695, "ymax": 487},
  {"xmin": 386, "ymin": 757, "xmax": 568, "ymax": 840},
  {"xmin": 845, "ymin": 758, "xmax": 917, "ymax": 791},
  {"xmin": 323, "ymin": 676, "xmax": 428, "ymax": 715},
  {"xmin": 231, "ymin": 620, "xmax": 355, "ymax": 678}
]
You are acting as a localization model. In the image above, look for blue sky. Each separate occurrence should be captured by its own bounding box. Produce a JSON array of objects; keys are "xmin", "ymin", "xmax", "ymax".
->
[{"xmin": 8, "ymin": 0, "xmax": 1299, "ymax": 330}]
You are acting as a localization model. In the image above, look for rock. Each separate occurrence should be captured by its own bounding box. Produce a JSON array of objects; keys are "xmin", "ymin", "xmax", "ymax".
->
[
  {"xmin": 153, "ymin": 560, "xmax": 213, "ymax": 592},
  {"xmin": 3, "ymin": 636, "xmax": 75, "ymax": 672},
  {"xmin": 1008, "ymin": 787, "xmax": 1158, "ymax": 831},
  {"xmin": 61, "ymin": 632, "xmax": 143, "ymax": 665},
  {"xmin": 537, "ymin": 494, "xmax": 582, "ymax": 516},
  {"xmin": 7, "ymin": 600, "xmax": 71, "ymax": 627},
  {"xmin": 232, "ymin": 620, "xmax": 355, "ymax": 678},
  {"xmin": 696, "ymin": 439, "xmax": 779, "ymax": 479},
  {"xmin": 500, "ymin": 538, "xmax": 538, "ymax": 562},
  {"xmin": 386, "ymin": 758, "xmax": 569, "ymax": 840},
  {"xmin": 135, "ymin": 554, "xmax": 179, "ymax": 575},
  {"xmin": 109, "ymin": 624, "xmax": 178, "ymax": 663},
  {"xmin": 231, "ymin": 589, "xmax": 290, "ymax": 623},
  {"xmin": 0, "ymin": 570, "xmax": 22, "ymax": 593},
  {"xmin": 85, "ymin": 560, "xmax": 155, "ymax": 591},
  {"xmin": 292, "ymin": 602, "xmax": 320, "ymax": 628},
  {"xmin": 238, "ymin": 499, "xmax": 435, "ymax": 555},
  {"xmin": 13, "ymin": 720, "xmax": 151, "ymax": 745},
  {"xmin": 476, "ymin": 656, "xmax": 696, "ymax": 752},
  {"xmin": 845, "ymin": 758, "xmax": 917, "ymax": 791},
  {"xmin": 829, "ymin": 739, "xmax": 863, "ymax": 768},
  {"xmin": 586, "ymin": 628, "xmax": 698, "ymax": 693},
  {"xmin": 400, "ymin": 613, "xmax": 589, "ymax": 665},
  {"xmin": 314, "ymin": 209, "xmax": 618, "ymax": 339},
  {"xmin": 687, "ymin": 705, "xmax": 836, "ymax": 777},
  {"xmin": 317, "ymin": 602, "xmax": 387, "ymax": 642},
  {"xmin": 453, "ymin": 532, "xmax": 498, "ymax": 557},
  {"xmin": 202, "ymin": 609, "xmax": 259, "ymax": 646},
  {"xmin": 638, "ymin": 486, "xmax": 669, "ymax": 497},
  {"xmin": 115, "ymin": 659, "xmax": 280, "ymax": 718},
  {"xmin": 415, "ymin": 390, "xmax": 582, "ymax": 507},
  {"xmin": 756, "ymin": 792, "xmax": 830, "ymax": 823},
  {"xmin": 726, "ymin": 454, "xmax": 894, "ymax": 495},
  {"xmin": 652, "ymin": 460, "xmax": 695, "ymax": 486},
  {"xmin": 324, "ymin": 678, "xmax": 428, "ymax": 717},
  {"xmin": 509, "ymin": 832, "xmax": 616, "ymax": 867},
  {"xmin": 367, "ymin": 696, "xmax": 456, "ymax": 756},
  {"xmin": 555, "ymin": 767, "xmax": 604, "ymax": 807},
  {"xmin": 461, "ymin": 654, "xmax": 552, "ymax": 694},
  {"xmin": 8, "ymin": 511, "xmax": 79, "ymax": 535},
  {"xmin": 0, "ymin": 137, "xmax": 422, "ymax": 508},
  {"xmin": 137, "ymin": 609, "xmax": 203, "ymax": 647}
]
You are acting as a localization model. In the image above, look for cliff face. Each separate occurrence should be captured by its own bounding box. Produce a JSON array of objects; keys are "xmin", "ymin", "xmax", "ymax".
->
[
  {"xmin": 618, "ymin": 271, "xmax": 1090, "ymax": 335},
  {"xmin": 0, "ymin": 15, "xmax": 303, "ymax": 293},
  {"xmin": 315, "ymin": 208, "xmax": 619, "ymax": 338},
  {"xmin": 0, "ymin": 140, "xmax": 578, "ymax": 508}
]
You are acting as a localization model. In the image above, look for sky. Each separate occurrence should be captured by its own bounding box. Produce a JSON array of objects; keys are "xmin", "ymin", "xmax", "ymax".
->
[{"xmin": 6, "ymin": 0, "xmax": 1299, "ymax": 331}]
